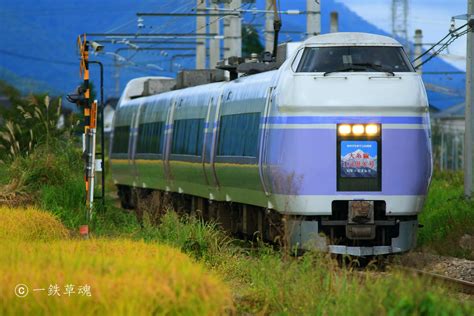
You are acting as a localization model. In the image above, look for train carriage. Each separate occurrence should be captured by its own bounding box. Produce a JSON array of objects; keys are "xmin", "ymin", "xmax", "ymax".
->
[{"xmin": 111, "ymin": 32, "xmax": 432, "ymax": 256}]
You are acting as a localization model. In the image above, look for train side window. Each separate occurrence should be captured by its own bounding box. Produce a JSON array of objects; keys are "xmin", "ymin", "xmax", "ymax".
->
[
  {"xmin": 112, "ymin": 126, "xmax": 130, "ymax": 154},
  {"xmin": 171, "ymin": 118, "xmax": 205, "ymax": 156},
  {"xmin": 217, "ymin": 112, "xmax": 260, "ymax": 157},
  {"xmin": 136, "ymin": 121, "xmax": 164, "ymax": 154}
]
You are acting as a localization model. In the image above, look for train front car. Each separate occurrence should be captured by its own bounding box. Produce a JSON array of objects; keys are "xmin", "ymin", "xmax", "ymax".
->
[{"xmin": 269, "ymin": 33, "xmax": 432, "ymax": 255}]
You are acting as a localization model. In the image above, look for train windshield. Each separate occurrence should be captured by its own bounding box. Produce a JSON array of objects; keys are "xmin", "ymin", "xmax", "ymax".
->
[{"xmin": 296, "ymin": 46, "xmax": 414, "ymax": 73}]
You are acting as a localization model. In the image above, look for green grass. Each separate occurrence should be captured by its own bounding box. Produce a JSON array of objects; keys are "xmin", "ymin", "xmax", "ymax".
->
[
  {"xmin": 132, "ymin": 212, "xmax": 473, "ymax": 315},
  {"xmin": 418, "ymin": 171, "xmax": 474, "ymax": 259},
  {"xmin": 214, "ymin": 250, "xmax": 472, "ymax": 315},
  {"xmin": 135, "ymin": 212, "xmax": 233, "ymax": 261},
  {"xmin": 0, "ymin": 166, "xmax": 8, "ymax": 185}
]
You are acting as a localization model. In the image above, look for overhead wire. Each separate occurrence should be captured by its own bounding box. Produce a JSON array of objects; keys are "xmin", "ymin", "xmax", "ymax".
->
[
  {"xmin": 413, "ymin": 22, "xmax": 470, "ymax": 69},
  {"xmin": 122, "ymin": 1, "xmax": 252, "ymax": 69},
  {"xmin": 415, "ymin": 28, "xmax": 470, "ymax": 69}
]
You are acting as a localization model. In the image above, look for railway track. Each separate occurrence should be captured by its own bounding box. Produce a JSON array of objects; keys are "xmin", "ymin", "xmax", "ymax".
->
[{"xmin": 397, "ymin": 266, "xmax": 474, "ymax": 295}]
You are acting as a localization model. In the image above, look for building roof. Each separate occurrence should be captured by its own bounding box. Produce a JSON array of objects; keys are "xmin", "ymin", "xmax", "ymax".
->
[{"xmin": 432, "ymin": 102, "xmax": 465, "ymax": 119}]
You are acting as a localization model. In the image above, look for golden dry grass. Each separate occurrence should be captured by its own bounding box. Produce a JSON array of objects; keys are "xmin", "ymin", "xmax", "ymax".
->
[
  {"xmin": 0, "ymin": 207, "xmax": 233, "ymax": 315},
  {"xmin": 0, "ymin": 206, "xmax": 69, "ymax": 241}
]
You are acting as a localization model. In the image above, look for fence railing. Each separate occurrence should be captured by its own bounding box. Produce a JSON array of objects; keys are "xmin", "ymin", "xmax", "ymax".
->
[{"xmin": 431, "ymin": 121, "xmax": 464, "ymax": 171}]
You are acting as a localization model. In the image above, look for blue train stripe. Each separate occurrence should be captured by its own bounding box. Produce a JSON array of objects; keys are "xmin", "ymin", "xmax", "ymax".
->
[{"xmin": 265, "ymin": 116, "xmax": 425, "ymax": 125}]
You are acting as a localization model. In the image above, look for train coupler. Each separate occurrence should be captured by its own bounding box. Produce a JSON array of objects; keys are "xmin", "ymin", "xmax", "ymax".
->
[{"xmin": 346, "ymin": 201, "xmax": 375, "ymax": 240}]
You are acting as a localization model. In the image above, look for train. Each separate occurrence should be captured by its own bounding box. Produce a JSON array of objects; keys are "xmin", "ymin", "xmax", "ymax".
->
[{"xmin": 110, "ymin": 32, "xmax": 432, "ymax": 256}]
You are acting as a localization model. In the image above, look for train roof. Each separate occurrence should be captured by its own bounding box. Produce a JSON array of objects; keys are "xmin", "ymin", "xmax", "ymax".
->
[{"xmin": 304, "ymin": 32, "xmax": 402, "ymax": 47}]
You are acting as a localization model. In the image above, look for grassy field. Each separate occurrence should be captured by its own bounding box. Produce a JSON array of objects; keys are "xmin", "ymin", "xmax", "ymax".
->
[
  {"xmin": 0, "ymin": 207, "xmax": 232, "ymax": 315},
  {"xmin": 97, "ymin": 209, "xmax": 473, "ymax": 315},
  {"xmin": 1, "ymin": 142, "xmax": 473, "ymax": 315},
  {"xmin": 3, "ymin": 206, "xmax": 469, "ymax": 315},
  {"xmin": 418, "ymin": 172, "xmax": 474, "ymax": 259}
]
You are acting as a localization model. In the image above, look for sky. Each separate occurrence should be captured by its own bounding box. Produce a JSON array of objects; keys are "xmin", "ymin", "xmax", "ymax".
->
[{"xmin": 341, "ymin": 0, "xmax": 468, "ymax": 70}]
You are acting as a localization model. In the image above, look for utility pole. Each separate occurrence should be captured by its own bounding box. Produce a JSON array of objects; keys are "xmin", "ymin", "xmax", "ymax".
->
[
  {"xmin": 209, "ymin": 2, "xmax": 220, "ymax": 68},
  {"xmin": 265, "ymin": 0, "xmax": 274, "ymax": 52},
  {"xmin": 465, "ymin": 0, "xmax": 474, "ymax": 197},
  {"xmin": 306, "ymin": 0, "xmax": 321, "ymax": 38},
  {"xmin": 330, "ymin": 11, "xmax": 339, "ymax": 33},
  {"xmin": 196, "ymin": 0, "xmax": 207, "ymax": 69},
  {"xmin": 223, "ymin": 1, "xmax": 231, "ymax": 58},
  {"xmin": 414, "ymin": 29, "xmax": 423, "ymax": 74},
  {"xmin": 221, "ymin": 0, "xmax": 242, "ymax": 58},
  {"xmin": 228, "ymin": 0, "xmax": 242, "ymax": 57},
  {"xmin": 271, "ymin": 0, "xmax": 281, "ymax": 58}
]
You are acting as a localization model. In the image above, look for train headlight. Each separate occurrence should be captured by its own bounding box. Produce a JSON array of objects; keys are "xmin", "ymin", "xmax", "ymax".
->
[
  {"xmin": 365, "ymin": 124, "xmax": 379, "ymax": 136},
  {"xmin": 352, "ymin": 124, "xmax": 365, "ymax": 135},
  {"xmin": 338, "ymin": 124, "xmax": 352, "ymax": 136}
]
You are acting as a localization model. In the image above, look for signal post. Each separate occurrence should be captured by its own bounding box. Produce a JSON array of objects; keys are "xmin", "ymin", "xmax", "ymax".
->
[{"xmin": 77, "ymin": 34, "xmax": 99, "ymax": 221}]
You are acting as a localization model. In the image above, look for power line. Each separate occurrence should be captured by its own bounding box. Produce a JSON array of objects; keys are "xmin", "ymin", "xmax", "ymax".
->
[
  {"xmin": 413, "ymin": 22, "xmax": 470, "ymax": 69},
  {"xmin": 417, "ymin": 29, "xmax": 470, "ymax": 69},
  {"xmin": 137, "ymin": 12, "xmax": 239, "ymax": 17},
  {"xmin": 87, "ymin": 33, "xmax": 217, "ymax": 37},
  {"xmin": 0, "ymin": 49, "xmax": 78, "ymax": 66}
]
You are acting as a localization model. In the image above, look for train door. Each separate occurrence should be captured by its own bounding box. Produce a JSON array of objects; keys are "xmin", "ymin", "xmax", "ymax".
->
[
  {"xmin": 134, "ymin": 98, "xmax": 169, "ymax": 190},
  {"xmin": 130, "ymin": 102, "xmax": 144, "ymax": 186},
  {"xmin": 167, "ymin": 94, "xmax": 210, "ymax": 197},
  {"xmin": 203, "ymin": 95, "xmax": 221, "ymax": 189},
  {"xmin": 163, "ymin": 98, "xmax": 178, "ymax": 190},
  {"xmin": 212, "ymin": 82, "xmax": 272, "ymax": 206},
  {"xmin": 258, "ymin": 86, "xmax": 274, "ymax": 196},
  {"xmin": 110, "ymin": 104, "xmax": 138, "ymax": 186}
]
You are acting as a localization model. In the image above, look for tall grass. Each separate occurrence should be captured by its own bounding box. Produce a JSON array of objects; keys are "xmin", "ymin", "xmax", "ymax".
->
[
  {"xmin": 39, "ymin": 178, "xmax": 86, "ymax": 229},
  {"xmin": 419, "ymin": 171, "xmax": 474, "ymax": 259},
  {"xmin": 137, "ymin": 212, "xmax": 234, "ymax": 261}
]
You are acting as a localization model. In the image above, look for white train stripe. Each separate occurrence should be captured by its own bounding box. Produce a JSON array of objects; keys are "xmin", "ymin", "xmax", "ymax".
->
[{"xmin": 263, "ymin": 124, "xmax": 428, "ymax": 130}]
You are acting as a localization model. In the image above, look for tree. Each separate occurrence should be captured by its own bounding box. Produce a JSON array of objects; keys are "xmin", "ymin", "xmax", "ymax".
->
[{"xmin": 242, "ymin": 24, "xmax": 264, "ymax": 57}]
